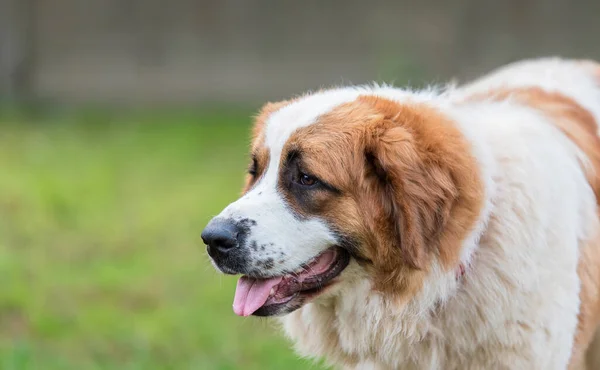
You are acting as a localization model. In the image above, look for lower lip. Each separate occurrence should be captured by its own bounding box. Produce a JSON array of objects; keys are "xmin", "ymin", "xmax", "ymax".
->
[
  {"xmin": 254, "ymin": 260, "xmax": 348, "ymax": 315},
  {"xmin": 265, "ymin": 292, "xmax": 298, "ymax": 306}
]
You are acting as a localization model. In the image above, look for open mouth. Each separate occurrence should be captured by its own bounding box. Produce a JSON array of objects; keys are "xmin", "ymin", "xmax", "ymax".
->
[{"xmin": 232, "ymin": 247, "xmax": 350, "ymax": 317}]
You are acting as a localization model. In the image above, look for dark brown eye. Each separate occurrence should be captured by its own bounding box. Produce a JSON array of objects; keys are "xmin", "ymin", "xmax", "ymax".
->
[
  {"xmin": 298, "ymin": 173, "xmax": 318, "ymax": 186},
  {"xmin": 248, "ymin": 157, "xmax": 258, "ymax": 176}
]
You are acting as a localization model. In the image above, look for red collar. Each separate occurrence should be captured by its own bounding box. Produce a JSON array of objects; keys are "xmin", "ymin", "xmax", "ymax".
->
[{"xmin": 456, "ymin": 263, "xmax": 467, "ymax": 280}]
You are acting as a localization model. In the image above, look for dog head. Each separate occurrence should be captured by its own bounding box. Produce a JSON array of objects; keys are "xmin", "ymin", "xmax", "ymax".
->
[{"xmin": 202, "ymin": 89, "xmax": 485, "ymax": 317}]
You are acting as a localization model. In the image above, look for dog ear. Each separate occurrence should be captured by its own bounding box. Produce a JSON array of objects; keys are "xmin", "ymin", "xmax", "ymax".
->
[{"xmin": 361, "ymin": 97, "xmax": 459, "ymax": 271}]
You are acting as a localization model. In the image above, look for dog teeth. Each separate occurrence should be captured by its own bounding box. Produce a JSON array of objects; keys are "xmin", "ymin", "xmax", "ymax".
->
[{"xmin": 269, "ymin": 287, "xmax": 275, "ymax": 296}]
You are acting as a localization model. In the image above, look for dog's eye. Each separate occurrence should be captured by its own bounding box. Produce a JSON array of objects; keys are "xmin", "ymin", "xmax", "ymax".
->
[
  {"xmin": 298, "ymin": 173, "xmax": 318, "ymax": 186},
  {"xmin": 248, "ymin": 157, "xmax": 258, "ymax": 177}
]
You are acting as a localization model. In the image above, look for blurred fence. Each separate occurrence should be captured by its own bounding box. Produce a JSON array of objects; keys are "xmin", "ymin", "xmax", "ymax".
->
[{"xmin": 1, "ymin": 0, "xmax": 599, "ymax": 105}]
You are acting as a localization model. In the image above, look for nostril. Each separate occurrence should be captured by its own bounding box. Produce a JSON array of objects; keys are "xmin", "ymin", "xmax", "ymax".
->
[
  {"xmin": 212, "ymin": 235, "xmax": 237, "ymax": 252},
  {"xmin": 203, "ymin": 232, "xmax": 238, "ymax": 256},
  {"xmin": 201, "ymin": 218, "xmax": 241, "ymax": 256}
]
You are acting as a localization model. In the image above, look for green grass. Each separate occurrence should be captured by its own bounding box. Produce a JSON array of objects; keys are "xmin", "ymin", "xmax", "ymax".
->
[{"xmin": 0, "ymin": 108, "xmax": 326, "ymax": 369}]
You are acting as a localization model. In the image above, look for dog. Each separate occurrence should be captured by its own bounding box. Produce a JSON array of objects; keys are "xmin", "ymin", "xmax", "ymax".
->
[{"xmin": 202, "ymin": 58, "xmax": 600, "ymax": 369}]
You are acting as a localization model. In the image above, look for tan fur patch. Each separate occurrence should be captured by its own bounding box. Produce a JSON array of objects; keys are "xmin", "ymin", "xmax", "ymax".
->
[
  {"xmin": 243, "ymin": 101, "xmax": 291, "ymax": 193},
  {"xmin": 282, "ymin": 96, "xmax": 485, "ymax": 296},
  {"xmin": 251, "ymin": 101, "xmax": 291, "ymax": 146},
  {"xmin": 464, "ymin": 87, "xmax": 600, "ymax": 200}
]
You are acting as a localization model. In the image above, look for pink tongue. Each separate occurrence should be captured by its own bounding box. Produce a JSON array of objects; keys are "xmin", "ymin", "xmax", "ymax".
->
[{"xmin": 233, "ymin": 276, "xmax": 283, "ymax": 316}]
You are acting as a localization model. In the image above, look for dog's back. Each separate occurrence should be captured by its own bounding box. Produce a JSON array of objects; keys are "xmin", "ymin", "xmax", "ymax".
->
[{"xmin": 455, "ymin": 58, "xmax": 600, "ymax": 370}]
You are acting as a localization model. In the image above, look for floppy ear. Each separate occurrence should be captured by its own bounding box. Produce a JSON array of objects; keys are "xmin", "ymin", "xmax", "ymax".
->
[{"xmin": 361, "ymin": 98, "xmax": 459, "ymax": 271}]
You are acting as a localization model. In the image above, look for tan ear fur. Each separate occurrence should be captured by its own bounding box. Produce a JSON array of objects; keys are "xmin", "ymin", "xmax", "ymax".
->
[
  {"xmin": 356, "ymin": 96, "xmax": 484, "ymax": 293},
  {"xmin": 363, "ymin": 105, "xmax": 458, "ymax": 271}
]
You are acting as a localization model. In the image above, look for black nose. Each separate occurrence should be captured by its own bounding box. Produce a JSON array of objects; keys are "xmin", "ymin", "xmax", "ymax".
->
[{"xmin": 201, "ymin": 218, "xmax": 239, "ymax": 258}]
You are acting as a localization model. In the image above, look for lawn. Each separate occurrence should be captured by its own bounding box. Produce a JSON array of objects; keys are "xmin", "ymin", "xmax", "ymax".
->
[{"xmin": 0, "ymin": 108, "xmax": 326, "ymax": 369}]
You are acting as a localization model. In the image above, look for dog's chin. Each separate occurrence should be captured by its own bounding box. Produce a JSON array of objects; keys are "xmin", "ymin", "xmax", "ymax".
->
[{"xmin": 230, "ymin": 246, "xmax": 351, "ymax": 317}]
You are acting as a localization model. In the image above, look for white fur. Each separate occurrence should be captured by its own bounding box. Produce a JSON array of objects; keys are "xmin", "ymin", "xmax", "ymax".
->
[{"xmin": 276, "ymin": 59, "xmax": 600, "ymax": 369}]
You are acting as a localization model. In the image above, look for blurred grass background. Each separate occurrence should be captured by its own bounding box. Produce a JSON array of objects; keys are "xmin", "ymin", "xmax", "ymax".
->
[{"xmin": 0, "ymin": 108, "xmax": 325, "ymax": 369}]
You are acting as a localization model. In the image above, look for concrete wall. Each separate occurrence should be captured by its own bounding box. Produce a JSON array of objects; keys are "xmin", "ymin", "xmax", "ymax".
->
[{"xmin": 2, "ymin": 0, "xmax": 600, "ymax": 104}]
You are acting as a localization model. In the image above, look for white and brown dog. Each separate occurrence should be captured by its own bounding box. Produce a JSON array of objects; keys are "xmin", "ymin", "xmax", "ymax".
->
[{"xmin": 202, "ymin": 58, "xmax": 600, "ymax": 369}]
